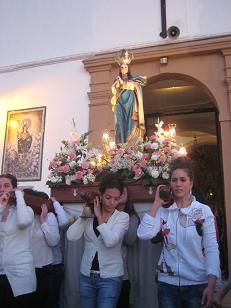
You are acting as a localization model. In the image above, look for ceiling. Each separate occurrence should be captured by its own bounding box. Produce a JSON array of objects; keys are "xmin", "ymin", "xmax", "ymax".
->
[
  {"xmin": 143, "ymin": 78, "xmax": 217, "ymax": 147},
  {"xmin": 143, "ymin": 78, "xmax": 214, "ymax": 115}
]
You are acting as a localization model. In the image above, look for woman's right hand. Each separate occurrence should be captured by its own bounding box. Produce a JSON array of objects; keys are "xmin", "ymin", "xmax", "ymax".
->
[{"xmin": 149, "ymin": 185, "xmax": 169, "ymax": 217}]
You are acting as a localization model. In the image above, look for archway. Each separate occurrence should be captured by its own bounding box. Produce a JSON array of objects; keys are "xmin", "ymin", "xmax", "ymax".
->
[{"xmin": 143, "ymin": 73, "xmax": 228, "ymax": 276}]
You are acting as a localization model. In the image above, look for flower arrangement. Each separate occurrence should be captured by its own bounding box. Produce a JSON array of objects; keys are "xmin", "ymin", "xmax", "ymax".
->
[
  {"xmin": 138, "ymin": 121, "xmax": 181, "ymax": 186},
  {"xmin": 46, "ymin": 120, "xmax": 184, "ymax": 188},
  {"xmin": 46, "ymin": 132, "xmax": 102, "ymax": 187}
]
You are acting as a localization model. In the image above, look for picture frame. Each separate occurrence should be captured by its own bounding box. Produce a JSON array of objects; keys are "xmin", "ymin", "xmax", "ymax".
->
[{"xmin": 1, "ymin": 106, "xmax": 46, "ymax": 181}]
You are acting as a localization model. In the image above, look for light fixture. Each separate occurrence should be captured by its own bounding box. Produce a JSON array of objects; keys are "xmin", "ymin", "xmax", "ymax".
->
[
  {"xmin": 179, "ymin": 146, "xmax": 187, "ymax": 156},
  {"xmin": 160, "ymin": 57, "xmax": 168, "ymax": 65},
  {"xmin": 168, "ymin": 123, "xmax": 176, "ymax": 137}
]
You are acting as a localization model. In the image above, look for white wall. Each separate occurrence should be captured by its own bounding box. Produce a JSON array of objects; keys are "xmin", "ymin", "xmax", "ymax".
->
[
  {"xmin": 0, "ymin": 60, "xmax": 90, "ymax": 193},
  {"xmin": 0, "ymin": 0, "xmax": 231, "ymax": 66}
]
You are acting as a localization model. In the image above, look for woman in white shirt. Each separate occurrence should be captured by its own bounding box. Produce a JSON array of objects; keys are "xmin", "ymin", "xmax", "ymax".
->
[
  {"xmin": 67, "ymin": 173, "xmax": 129, "ymax": 308},
  {"xmin": 137, "ymin": 157, "xmax": 220, "ymax": 308},
  {"xmin": 27, "ymin": 189, "xmax": 60, "ymax": 308},
  {"xmin": 0, "ymin": 174, "xmax": 36, "ymax": 308}
]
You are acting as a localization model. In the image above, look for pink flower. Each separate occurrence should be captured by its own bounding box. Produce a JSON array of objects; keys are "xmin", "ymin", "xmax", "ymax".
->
[
  {"xmin": 142, "ymin": 153, "xmax": 148, "ymax": 159},
  {"xmin": 132, "ymin": 165, "xmax": 140, "ymax": 172},
  {"xmin": 73, "ymin": 140, "xmax": 80, "ymax": 146},
  {"xmin": 75, "ymin": 171, "xmax": 84, "ymax": 179},
  {"xmin": 134, "ymin": 167, "xmax": 143, "ymax": 178},
  {"xmin": 140, "ymin": 159, "xmax": 148, "ymax": 168},
  {"xmin": 150, "ymin": 135, "xmax": 157, "ymax": 142},
  {"xmin": 164, "ymin": 148, "xmax": 171, "ymax": 153},
  {"xmin": 159, "ymin": 156, "xmax": 167, "ymax": 163},
  {"xmin": 69, "ymin": 152, "xmax": 77, "ymax": 160},
  {"xmin": 57, "ymin": 165, "xmax": 70, "ymax": 173},
  {"xmin": 63, "ymin": 165, "xmax": 70, "ymax": 173},
  {"xmin": 49, "ymin": 160, "xmax": 58, "ymax": 169},
  {"xmin": 117, "ymin": 148, "xmax": 125, "ymax": 154},
  {"xmin": 144, "ymin": 144, "xmax": 152, "ymax": 150},
  {"xmin": 81, "ymin": 162, "xmax": 89, "ymax": 169},
  {"xmin": 127, "ymin": 155, "xmax": 134, "ymax": 160}
]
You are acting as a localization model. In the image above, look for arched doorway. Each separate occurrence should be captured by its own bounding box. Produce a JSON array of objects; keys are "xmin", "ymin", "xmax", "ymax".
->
[{"xmin": 143, "ymin": 73, "xmax": 228, "ymax": 277}]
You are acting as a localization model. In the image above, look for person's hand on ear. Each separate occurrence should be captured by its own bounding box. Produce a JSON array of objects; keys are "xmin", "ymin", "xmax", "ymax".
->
[{"xmin": 40, "ymin": 203, "xmax": 48, "ymax": 224}]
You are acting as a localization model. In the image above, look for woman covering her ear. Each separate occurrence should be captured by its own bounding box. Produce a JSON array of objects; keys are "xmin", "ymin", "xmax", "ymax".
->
[
  {"xmin": 67, "ymin": 173, "xmax": 129, "ymax": 308},
  {"xmin": 137, "ymin": 157, "xmax": 220, "ymax": 308},
  {"xmin": 0, "ymin": 174, "xmax": 36, "ymax": 308}
]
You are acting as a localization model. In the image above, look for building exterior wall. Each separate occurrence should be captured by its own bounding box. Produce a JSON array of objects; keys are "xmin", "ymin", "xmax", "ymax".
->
[{"xmin": 0, "ymin": 0, "xmax": 231, "ymax": 66}]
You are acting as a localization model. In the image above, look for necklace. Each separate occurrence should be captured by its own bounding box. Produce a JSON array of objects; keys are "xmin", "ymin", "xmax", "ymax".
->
[
  {"xmin": 177, "ymin": 196, "xmax": 193, "ymax": 209},
  {"xmin": 102, "ymin": 210, "xmax": 115, "ymax": 223}
]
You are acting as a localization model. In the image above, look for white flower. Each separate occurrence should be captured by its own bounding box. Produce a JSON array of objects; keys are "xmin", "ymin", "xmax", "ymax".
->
[
  {"xmin": 65, "ymin": 174, "xmax": 76, "ymax": 185},
  {"xmin": 83, "ymin": 176, "xmax": 88, "ymax": 184},
  {"xmin": 87, "ymin": 173, "xmax": 96, "ymax": 183},
  {"xmin": 162, "ymin": 172, "xmax": 169, "ymax": 179},
  {"xmin": 151, "ymin": 153, "xmax": 159, "ymax": 161},
  {"xmin": 151, "ymin": 142, "xmax": 159, "ymax": 150},
  {"xmin": 49, "ymin": 176, "xmax": 62, "ymax": 183},
  {"xmin": 136, "ymin": 151, "xmax": 143, "ymax": 159},
  {"xmin": 151, "ymin": 169, "xmax": 159, "ymax": 178},
  {"xmin": 69, "ymin": 161, "xmax": 77, "ymax": 168}
]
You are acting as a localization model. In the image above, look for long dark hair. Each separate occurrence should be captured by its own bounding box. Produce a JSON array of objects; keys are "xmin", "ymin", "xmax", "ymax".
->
[
  {"xmin": 119, "ymin": 65, "xmax": 132, "ymax": 80},
  {"xmin": 122, "ymin": 186, "xmax": 139, "ymax": 220},
  {"xmin": 99, "ymin": 173, "xmax": 124, "ymax": 195},
  {"xmin": 23, "ymin": 188, "xmax": 49, "ymax": 200},
  {"xmin": 169, "ymin": 156, "xmax": 194, "ymax": 181}
]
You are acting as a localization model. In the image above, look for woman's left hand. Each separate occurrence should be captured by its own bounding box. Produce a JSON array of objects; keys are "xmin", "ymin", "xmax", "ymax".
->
[
  {"xmin": 0, "ymin": 192, "xmax": 10, "ymax": 206},
  {"xmin": 93, "ymin": 196, "xmax": 102, "ymax": 218},
  {"xmin": 94, "ymin": 196, "xmax": 105, "ymax": 225},
  {"xmin": 201, "ymin": 285, "xmax": 214, "ymax": 307}
]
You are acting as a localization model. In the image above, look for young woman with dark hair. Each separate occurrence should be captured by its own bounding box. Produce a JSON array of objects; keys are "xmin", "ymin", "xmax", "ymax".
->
[
  {"xmin": 67, "ymin": 173, "xmax": 129, "ymax": 308},
  {"xmin": 26, "ymin": 189, "xmax": 60, "ymax": 308},
  {"xmin": 138, "ymin": 157, "xmax": 220, "ymax": 308},
  {"xmin": 0, "ymin": 174, "xmax": 36, "ymax": 308}
]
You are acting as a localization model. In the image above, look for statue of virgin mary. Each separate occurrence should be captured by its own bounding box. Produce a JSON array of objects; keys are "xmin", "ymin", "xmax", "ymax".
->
[{"xmin": 111, "ymin": 49, "xmax": 147, "ymax": 146}]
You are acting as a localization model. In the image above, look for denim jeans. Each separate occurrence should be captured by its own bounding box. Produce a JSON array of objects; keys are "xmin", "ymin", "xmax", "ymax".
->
[
  {"xmin": 79, "ymin": 272, "xmax": 122, "ymax": 308},
  {"xmin": 158, "ymin": 281, "xmax": 207, "ymax": 308}
]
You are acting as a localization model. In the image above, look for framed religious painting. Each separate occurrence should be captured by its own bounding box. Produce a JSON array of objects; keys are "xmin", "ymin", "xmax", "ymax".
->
[{"xmin": 1, "ymin": 106, "xmax": 46, "ymax": 181}]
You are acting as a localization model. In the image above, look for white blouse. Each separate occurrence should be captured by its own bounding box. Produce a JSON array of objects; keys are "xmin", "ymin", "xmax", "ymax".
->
[{"xmin": 31, "ymin": 213, "xmax": 60, "ymax": 268}]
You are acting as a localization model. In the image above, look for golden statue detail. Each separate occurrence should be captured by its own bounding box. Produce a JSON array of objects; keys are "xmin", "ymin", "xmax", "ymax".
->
[{"xmin": 111, "ymin": 49, "xmax": 147, "ymax": 146}]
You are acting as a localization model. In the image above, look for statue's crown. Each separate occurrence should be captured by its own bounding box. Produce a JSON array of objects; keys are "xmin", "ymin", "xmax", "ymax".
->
[{"xmin": 115, "ymin": 49, "xmax": 133, "ymax": 66}]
